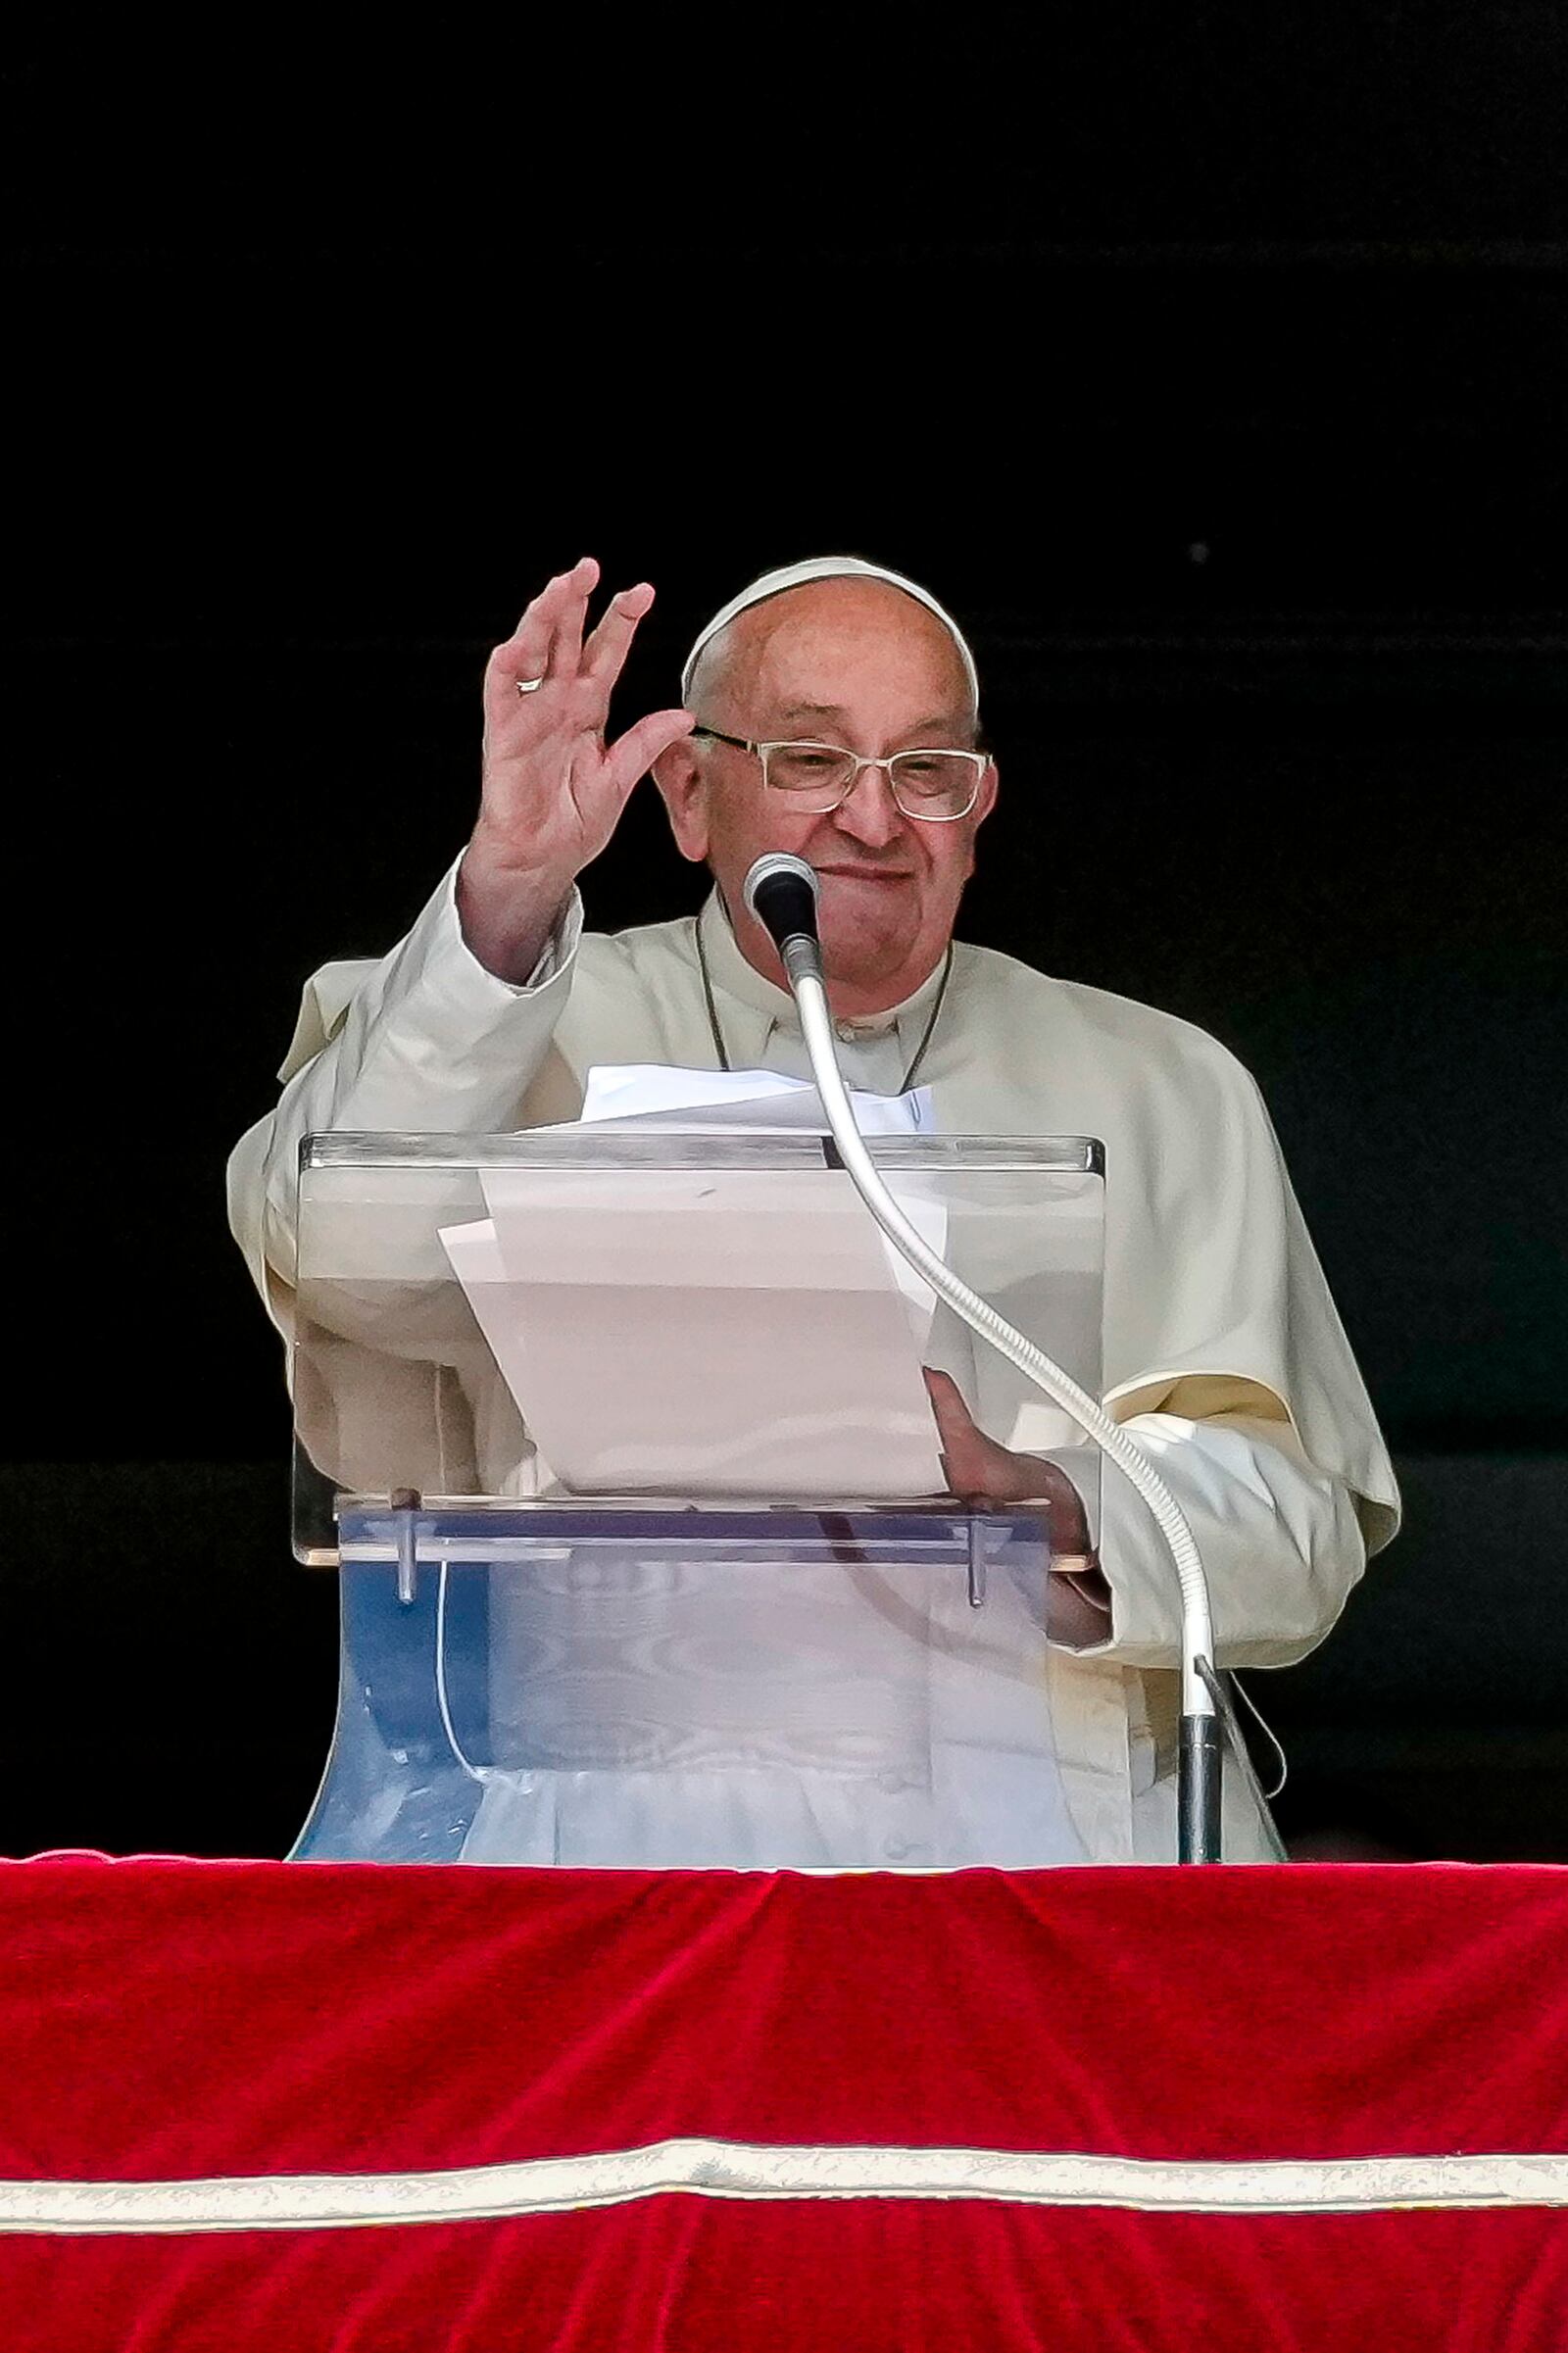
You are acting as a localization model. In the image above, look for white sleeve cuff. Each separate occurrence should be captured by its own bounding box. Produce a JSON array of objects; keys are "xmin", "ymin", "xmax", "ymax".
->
[
  {"xmin": 431, "ymin": 858, "xmax": 583, "ymax": 1003},
  {"xmin": 1048, "ymin": 1411, "xmax": 1368, "ymax": 1670}
]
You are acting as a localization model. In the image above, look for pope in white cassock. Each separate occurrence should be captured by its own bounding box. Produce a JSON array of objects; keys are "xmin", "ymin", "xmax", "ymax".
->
[{"xmin": 229, "ymin": 554, "xmax": 1400, "ymax": 1865}]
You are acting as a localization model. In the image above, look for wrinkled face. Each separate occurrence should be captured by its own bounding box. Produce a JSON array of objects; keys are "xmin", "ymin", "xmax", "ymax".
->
[{"xmin": 655, "ymin": 578, "xmax": 996, "ymax": 1016}]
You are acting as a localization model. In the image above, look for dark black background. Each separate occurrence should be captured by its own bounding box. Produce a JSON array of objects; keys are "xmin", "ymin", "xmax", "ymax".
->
[{"xmin": 4, "ymin": 11, "xmax": 1564, "ymax": 1860}]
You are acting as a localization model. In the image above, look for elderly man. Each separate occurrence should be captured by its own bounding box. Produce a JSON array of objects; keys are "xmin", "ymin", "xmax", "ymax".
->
[{"xmin": 230, "ymin": 554, "xmax": 1398, "ymax": 1864}]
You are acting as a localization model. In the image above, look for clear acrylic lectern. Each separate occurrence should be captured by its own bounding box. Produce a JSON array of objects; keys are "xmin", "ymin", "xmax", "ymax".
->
[{"xmin": 289, "ymin": 1130, "xmax": 1104, "ymax": 1869}]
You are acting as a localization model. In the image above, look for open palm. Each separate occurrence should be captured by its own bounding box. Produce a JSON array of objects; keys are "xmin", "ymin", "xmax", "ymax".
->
[{"xmin": 460, "ymin": 558, "xmax": 693, "ymax": 979}]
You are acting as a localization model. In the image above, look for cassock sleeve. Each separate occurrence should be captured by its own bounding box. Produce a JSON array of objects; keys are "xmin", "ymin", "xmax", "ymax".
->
[
  {"xmin": 225, "ymin": 862, "xmax": 582, "ymax": 1342},
  {"xmin": 1023, "ymin": 986, "xmax": 1399, "ymax": 1668},
  {"xmin": 1052, "ymin": 1407, "xmax": 1371, "ymax": 1670},
  {"xmin": 1094, "ymin": 1039, "xmax": 1400, "ymax": 1559}
]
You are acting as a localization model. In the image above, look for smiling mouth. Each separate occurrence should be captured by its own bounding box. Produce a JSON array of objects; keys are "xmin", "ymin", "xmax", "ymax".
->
[{"xmin": 817, "ymin": 865, "xmax": 913, "ymax": 883}]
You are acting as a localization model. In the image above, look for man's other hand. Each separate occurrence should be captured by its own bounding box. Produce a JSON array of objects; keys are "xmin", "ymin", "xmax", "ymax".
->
[
  {"xmin": 458, "ymin": 559, "xmax": 695, "ymax": 982},
  {"xmin": 923, "ymin": 1367, "xmax": 1103, "ymax": 1591}
]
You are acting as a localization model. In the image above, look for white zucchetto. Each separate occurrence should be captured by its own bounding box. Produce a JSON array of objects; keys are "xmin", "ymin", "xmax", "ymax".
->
[{"xmin": 680, "ymin": 557, "xmax": 980, "ymax": 710}]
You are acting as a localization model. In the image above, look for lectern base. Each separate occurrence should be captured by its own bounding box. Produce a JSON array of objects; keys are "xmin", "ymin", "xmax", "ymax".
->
[{"xmin": 294, "ymin": 1499, "xmax": 1088, "ymax": 1869}]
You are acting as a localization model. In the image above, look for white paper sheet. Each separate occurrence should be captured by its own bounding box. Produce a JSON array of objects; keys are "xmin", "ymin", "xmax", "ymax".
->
[
  {"xmin": 438, "ymin": 1066, "xmax": 950, "ymax": 1500},
  {"xmin": 569, "ymin": 1064, "xmax": 946, "ymax": 1340},
  {"xmin": 574, "ymin": 1062, "xmax": 934, "ymax": 1135}
]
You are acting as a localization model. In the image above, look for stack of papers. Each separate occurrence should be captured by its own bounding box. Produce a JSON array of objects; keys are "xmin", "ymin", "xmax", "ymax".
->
[{"xmin": 439, "ymin": 1067, "xmax": 948, "ymax": 1500}]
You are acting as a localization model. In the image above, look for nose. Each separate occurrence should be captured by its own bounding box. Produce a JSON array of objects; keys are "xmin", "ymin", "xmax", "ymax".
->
[{"xmin": 831, "ymin": 759, "xmax": 906, "ymax": 851}]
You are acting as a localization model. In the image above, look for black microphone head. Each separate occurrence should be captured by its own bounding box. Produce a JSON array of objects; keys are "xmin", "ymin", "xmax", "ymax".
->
[{"xmin": 743, "ymin": 854, "xmax": 820, "ymax": 952}]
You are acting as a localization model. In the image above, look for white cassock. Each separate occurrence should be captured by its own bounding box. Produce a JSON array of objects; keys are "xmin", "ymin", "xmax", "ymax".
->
[{"xmin": 229, "ymin": 868, "xmax": 1400, "ymax": 1865}]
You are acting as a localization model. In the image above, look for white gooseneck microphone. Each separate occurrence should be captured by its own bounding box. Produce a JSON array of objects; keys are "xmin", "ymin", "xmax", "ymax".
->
[{"xmin": 740, "ymin": 852, "xmax": 1226, "ymax": 1864}]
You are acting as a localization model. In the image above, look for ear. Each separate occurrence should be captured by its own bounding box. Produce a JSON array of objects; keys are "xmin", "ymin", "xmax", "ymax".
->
[
  {"xmin": 651, "ymin": 737, "xmax": 711, "ymax": 865},
  {"xmin": 973, "ymin": 757, "xmax": 999, "ymax": 831}
]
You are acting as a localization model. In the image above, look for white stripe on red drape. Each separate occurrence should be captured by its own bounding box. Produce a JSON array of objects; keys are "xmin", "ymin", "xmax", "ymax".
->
[{"xmin": 4, "ymin": 2140, "xmax": 1568, "ymax": 2233}]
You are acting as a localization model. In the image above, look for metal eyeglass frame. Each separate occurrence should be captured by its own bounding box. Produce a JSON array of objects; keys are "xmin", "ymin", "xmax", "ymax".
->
[{"xmin": 691, "ymin": 726, "xmax": 989, "ymax": 822}]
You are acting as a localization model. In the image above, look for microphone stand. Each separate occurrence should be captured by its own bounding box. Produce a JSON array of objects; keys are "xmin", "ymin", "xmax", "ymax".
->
[{"xmin": 744, "ymin": 854, "xmax": 1223, "ymax": 1863}]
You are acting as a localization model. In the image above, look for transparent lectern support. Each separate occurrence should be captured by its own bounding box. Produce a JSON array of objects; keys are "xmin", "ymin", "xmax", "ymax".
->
[
  {"xmin": 289, "ymin": 1132, "xmax": 1105, "ymax": 1868},
  {"xmin": 292, "ymin": 1500, "xmax": 1090, "ymax": 1869}
]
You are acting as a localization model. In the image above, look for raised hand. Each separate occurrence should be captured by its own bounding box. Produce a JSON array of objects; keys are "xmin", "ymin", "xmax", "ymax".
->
[{"xmin": 458, "ymin": 558, "xmax": 694, "ymax": 980}]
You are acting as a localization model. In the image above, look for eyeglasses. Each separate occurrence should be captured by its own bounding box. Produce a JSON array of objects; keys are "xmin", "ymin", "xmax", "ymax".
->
[{"xmin": 692, "ymin": 726, "xmax": 988, "ymax": 822}]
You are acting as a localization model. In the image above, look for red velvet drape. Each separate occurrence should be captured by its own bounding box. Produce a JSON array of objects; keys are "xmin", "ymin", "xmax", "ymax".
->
[{"xmin": 2, "ymin": 1858, "xmax": 1565, "ymax": 2349}]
